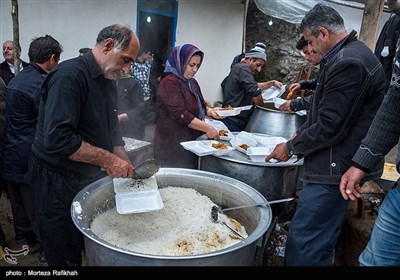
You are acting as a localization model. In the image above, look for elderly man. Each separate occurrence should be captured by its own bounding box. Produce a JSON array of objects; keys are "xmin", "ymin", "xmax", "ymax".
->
[
  {"xmin": 266, "ymin": 4, "xmax": 386, "ymax": 266},
  {"xmin": 0, "ymin": 40, "xmax": 29, "ymax": 85},
  {"xmin": 29, "ymin": 23, "xmax": 139, "ymax": 266}
]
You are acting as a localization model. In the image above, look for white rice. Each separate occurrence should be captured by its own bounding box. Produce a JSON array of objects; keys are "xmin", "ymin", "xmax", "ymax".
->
[{"xmin": 90, "ymin": 186, "xmax": 248, "ymax": 256}]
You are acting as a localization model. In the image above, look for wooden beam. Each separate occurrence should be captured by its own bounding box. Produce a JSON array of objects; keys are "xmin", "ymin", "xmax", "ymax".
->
[{"xmin": 359, "ymin": 0, "xmax": 385, "ymax": 51}]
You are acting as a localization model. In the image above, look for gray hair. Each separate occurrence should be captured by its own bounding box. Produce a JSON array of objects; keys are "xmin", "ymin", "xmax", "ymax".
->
[
  {"xmin": 96, "ymin": 23, "xmax": 133, "ymax": 51},
  {"xmin": 300, "ymin": 4, "xmax": 345, "ymax": 37}
]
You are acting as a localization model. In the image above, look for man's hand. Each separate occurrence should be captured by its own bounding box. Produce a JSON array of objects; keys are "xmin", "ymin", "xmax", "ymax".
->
[
  {"xmin": 265, "ymin": 142, "xmax": 292, "ymax": 162},
  {"xmin": 279, "ymin": 100, "xmax": 292, "ymax": 112},
  {"xmin": 339, "ymin": 166, "xmax": 365, "ymax": 201}
]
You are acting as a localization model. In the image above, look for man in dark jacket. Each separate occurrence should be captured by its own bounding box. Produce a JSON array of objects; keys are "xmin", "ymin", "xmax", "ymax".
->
[
  {"xmin": 266, "ymin": 4, "xmax": 386, "ymax": 266},
  {"xmin": 0, "ymin": 40, "xmax": 29, "ymax": 85},
  {"xmin": 2, "ymin": 35, "xmax": 63, "ymax": 262},
  {"xmin": 340, "ymin": 21, "xmax": 400, "ymax": 267},
  {"xmin": 30, "ymin": 24, "xmax": 139, "ymax": 266}
]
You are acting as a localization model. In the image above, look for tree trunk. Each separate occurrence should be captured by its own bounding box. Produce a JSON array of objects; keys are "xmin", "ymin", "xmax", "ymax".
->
[
  {"xmin": 358, "ymin": 0, "xmax": 385, "ymax": 51},
  {"xmin": 11, "ymin": 0, "xmax": 21, "ymax": 75},
  {"xmin": 242, "ymin": 0, "xmax": 249, "ymax": 53}
]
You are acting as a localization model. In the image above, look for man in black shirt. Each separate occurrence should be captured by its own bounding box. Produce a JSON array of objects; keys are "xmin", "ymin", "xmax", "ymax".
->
[{"xmin": 30, "ymin": 23, "xmax": 140, "ymax": 266}]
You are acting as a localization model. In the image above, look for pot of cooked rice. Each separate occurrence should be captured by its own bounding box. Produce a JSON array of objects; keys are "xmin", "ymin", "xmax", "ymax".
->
[{"xmin": 71, "ymin": 168, "xmax": 273, "ymax": 266}]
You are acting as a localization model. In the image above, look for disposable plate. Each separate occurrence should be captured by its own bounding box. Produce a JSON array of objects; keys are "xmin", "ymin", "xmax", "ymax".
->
[
  {"xmin": 246, "ymin": 146, "xmax": 275, "ymax": 163},
  {"xmin": 115, "ymin": 190, "xmax": 164, "ymax": 214},
  {"xmin": 216, "ymin": 105, "xmax": 253, "ymax": 117},
  {"xmin": 204, "ymin": 119, "xmax": 234, "ymax": 140},
  {"xmin": 262, "ymin": 85, "xmax": 286, "ymax": 101},
  {"xmin": 113, "ymin": 177, "xmax": 164, "ymax": 214},
  {"xmin": 181, "ymin": 140, "xmax": 234, "ymax": 156},
  {"xmin": 230, "ymin": 132, "xmax": 259, "ymax": 154}
]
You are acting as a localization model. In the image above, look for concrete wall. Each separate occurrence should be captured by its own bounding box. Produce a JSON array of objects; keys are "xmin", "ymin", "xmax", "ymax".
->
[
  {"xmin": 0, "ymin": 0, "xmax": 244, "ymax": 104},
  {"xmin": 0, "ymin": 0, "xmax": 139, "ymax": 61}
]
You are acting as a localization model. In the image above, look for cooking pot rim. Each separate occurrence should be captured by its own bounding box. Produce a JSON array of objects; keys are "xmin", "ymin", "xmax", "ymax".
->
[{"xmin": 71, "ymin": 168, "xmax": 272, "ymax": 259}]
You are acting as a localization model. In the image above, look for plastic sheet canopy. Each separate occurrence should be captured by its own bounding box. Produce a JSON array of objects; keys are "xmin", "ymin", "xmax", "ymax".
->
[{"xmin": 253, "ymin": 0, "xmax": 390, "ymax": 34}]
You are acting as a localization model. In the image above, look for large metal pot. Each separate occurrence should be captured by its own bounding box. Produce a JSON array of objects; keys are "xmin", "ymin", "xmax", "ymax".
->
[
  {"xmin": 71, "ymin": 168, "xmax": 272, "ymax": 266},
  {"xmin": 200, "ymin": 149, "xmax": 303, "ymax": 216},
  {"xmin": 245, "ymin": 105, "xmax": 306, "ymax": 139}
]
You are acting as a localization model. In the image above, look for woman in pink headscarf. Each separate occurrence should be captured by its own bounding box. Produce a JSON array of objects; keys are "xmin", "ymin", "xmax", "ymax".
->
[{"xmin": 153, "ymin": 44, "xmax": 222, "ymax": 168}]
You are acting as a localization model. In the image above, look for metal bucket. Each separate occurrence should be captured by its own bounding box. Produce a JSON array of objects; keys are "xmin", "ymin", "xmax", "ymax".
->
[
  {"xmin": 245, "ymin": 105, "xmax": 306, "ymax": 139},
  {"xmin": 71, "ymin": 168, "xmax": 273, "ymax": 266}
]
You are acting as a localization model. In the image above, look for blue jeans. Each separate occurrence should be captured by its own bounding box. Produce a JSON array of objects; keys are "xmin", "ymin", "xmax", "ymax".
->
[
  {"xmin": 358, "ymin": 185, "xmax": 400, "ymax": 266},
  {"xmin": 284, "ymin": 183, "xmax": 349, "ymax": 266}
]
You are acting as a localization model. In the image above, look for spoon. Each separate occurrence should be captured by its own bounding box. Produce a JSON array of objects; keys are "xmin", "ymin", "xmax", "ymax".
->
[
  {"xmin": 211, "ymin": 197, "xmax": 294, "ymax": 223},
  {"xmin": 132, "ymin": 159, "xmax": 160, "ymax": 180}
]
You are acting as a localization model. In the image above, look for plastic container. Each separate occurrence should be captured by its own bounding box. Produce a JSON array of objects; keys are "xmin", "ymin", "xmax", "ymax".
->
[
  {"xmin": 246, "ymin": 146, "xmax": 274, "ymax": 163},
  {"xmin": 181, "ymin": 140, "xmax": 234, "ymax": 156},
  {"xmin": 113, "ymin": 177, "xmax": 164, "ymax": 214}
]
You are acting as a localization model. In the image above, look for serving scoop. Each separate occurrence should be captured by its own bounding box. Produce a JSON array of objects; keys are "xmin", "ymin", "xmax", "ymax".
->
[
  {"xmin": 211, "ymin": 197, "xmax": 294, "ymax": 223},
  {"xmin": 132, "ymin": 159, "xmax": 160, "ymax": 180}
]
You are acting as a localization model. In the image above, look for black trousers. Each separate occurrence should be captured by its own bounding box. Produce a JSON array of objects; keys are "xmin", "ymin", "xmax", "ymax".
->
[
  {"xmin": 7, "ymin": 181, "xmax": 39, "ymax": 245},
  {"xmin": 30, "ymin": 154, "xmax": 104, "ymax": 266}
]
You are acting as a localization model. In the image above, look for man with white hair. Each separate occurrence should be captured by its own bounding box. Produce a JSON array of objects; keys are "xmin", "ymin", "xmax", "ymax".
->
[{"xmin": 0, "ymin": 40, "xmax": 29, "ymax": 85}]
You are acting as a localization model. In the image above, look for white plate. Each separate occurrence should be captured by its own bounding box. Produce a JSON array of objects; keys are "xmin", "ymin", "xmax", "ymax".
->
[
  {"xmin": 181, "ymin": 140, "xmax": 234, "ymax": 156},
  {"xmin": 113, "ymin": 176, "xmax": 158, "ymax": 193},
  {"xmin": 216, "ymin": 105, "xmax": 253, "ymax": 117},
  {"xmin": 113, "ymin": 177, "xmax": 163, "ymax": 214},
  {"xmin": 295, "ymin": 110, "xmax": 307, "ymax": 116},
  {"xmin": 262, "ymin": 85, "xmax": 286, "ymax": 101},
  {"xmin": 115, "ymin": 190, "xmax": 164, "ymax": 214},
  {"xmin": 273, "ymin": 97, "xmax": 286, "ymax": 109},
  {"xmin": 252, "ymin": 135, "xmax": 288, "ymax": 146},
  {"xmin": 230, "ymin": 132, "xmax": 259, "ymax": 154},
  {"xmin": 204, "ymin": 119, "xmax": 234, "ymax": 140},
  {"xmin": 246, "ymin": 146, "xmax": 275, "ymax": 163}
]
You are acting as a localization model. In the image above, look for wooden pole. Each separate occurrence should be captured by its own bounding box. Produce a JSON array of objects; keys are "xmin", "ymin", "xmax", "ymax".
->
[
  {"xmin": 359, "ymin": 0, "xmax": 385, "ymax": 51},
  {"xmin": 242, "ymin": 0, "xmax": 249, "ymax": 53},
  {"xmin": 11, "ymin": 0, "xmax": 21, "ymax": 75}
]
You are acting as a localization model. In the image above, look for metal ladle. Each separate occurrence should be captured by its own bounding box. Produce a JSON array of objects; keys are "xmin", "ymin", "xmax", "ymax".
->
[
  {"xmin": 211, "ymin": 197, "xmax": 294, "ymax": 223},
  {"xmin": 131, "ymin": 159, "xmax": 160, "ymax": 180}
]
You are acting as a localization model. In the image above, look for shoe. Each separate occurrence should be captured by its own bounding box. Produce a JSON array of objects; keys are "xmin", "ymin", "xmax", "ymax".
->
[
  {"xmin": 38, "ymin": 251, "xmax": 47, "ymax": 263},
  {"xmin": 28, "ymin": 243, "xmax": 41, "ymax": 255}
]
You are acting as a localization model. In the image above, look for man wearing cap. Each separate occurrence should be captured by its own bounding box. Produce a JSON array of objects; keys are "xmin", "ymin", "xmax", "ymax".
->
[{"xmin": 220, "ymin": 42, "xmax": 283, "ymax": 131}]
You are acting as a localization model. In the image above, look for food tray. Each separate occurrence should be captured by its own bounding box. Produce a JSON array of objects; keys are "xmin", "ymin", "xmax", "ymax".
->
[
  {"xmin": 181, "ymin": 140, "xmax": 234, "ymax": 156},
  {"xmin": 295, "ymin": 110, "xmax": 307, "ymax": 116},
  {"xmin": 216, "ymin": 105, "xmax": 253, "ymax": 117},
  {"xmin": 246, "ymin": 146, "xmax": 275, "ymax": 163},
  {"xmin": 273, "ymin": 97, "xmax": 286, "ymax": 109},
  {"xmin": 113, "ymin": 177, "xmax": 163, "ymax": 214},
  {"xmin": 113, "ymin": 176, "xmax": 158, "ymax": 193},
  {"xmin": 115, "ymin": 190, "xmax": 164, "ymax": 214},
  {"xmin": 262, "ymin": 85, "xmax": 286, "ymax": 101},
  {"xmin": 205, "ymin": 119, "xmax": 234, "ymax": 140},
  {"xmin": 229, "ymin": 131, "xmax": 260, "ymax": 154}
]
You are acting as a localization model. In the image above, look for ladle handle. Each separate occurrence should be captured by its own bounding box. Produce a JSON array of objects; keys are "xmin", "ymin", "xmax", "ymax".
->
[{"xmin": 221, "ymin": 197, "xmax": 294, "ymax": 213}]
